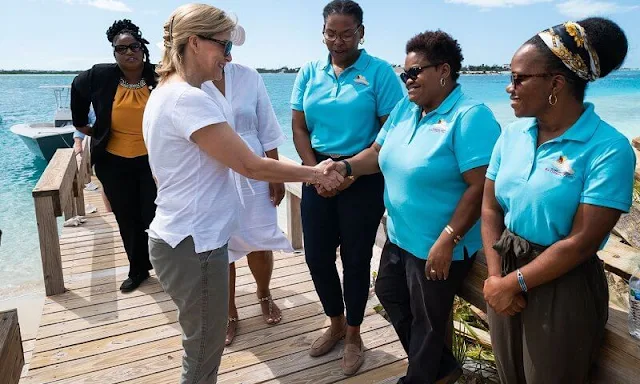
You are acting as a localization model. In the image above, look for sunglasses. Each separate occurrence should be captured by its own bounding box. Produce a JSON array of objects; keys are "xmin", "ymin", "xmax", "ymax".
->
[
  {"xmin": 199, "ymin": 35, "xmax": 233, "ymax": 57},
  {"xmin": 113, "ymin": 42, "xmax": 143, "ymax": 54},
  {"xmin": 510, "ymin": 73, "xmax": 556, "ymax": 88},
  {"xmin": 400, "ymin": 63, "xmax": 441, "ymax": 84}
]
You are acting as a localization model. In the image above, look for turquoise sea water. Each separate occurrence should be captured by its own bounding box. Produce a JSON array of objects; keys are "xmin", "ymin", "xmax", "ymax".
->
[{"xmin": 1, "ymin": 72, "xmax": 639, "ymax": 297}]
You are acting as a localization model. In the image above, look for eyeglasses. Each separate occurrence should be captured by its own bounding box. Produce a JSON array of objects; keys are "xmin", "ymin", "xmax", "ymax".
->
[
  {"xmin": 199, "ymin": 35, "xmax": 233, "ymax": 57},
  {"xmin": 400, "ymin": 63, "xmax": 441, "ymax": 84},
  {"xmin": 322, "ymin": 25, "xmax": 362, "ymax": 42},
  {"xmin": 510, "ymin": 73, "xmax": 556, "ymax": 88},
  {"xmin": 113, "ymin": 42, "xmax": 143, "ymax": 54}
]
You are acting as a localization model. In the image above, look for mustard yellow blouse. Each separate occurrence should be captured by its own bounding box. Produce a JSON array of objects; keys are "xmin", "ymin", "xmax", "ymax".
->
[{"xmin": 106, "ymin": 84, "xmax": 150, "ymax": 158}]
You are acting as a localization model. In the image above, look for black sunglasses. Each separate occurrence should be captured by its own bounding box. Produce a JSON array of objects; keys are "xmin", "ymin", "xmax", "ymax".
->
[
  {"xmin": 199, "ymin": 36, "xmax": 233, "ymax": 57},
  {"xmin": 113, "ymin": 42, "xmax": 143, "ymax": 54},
  {"xmin": 400, "ymin": 63, "xmax": 441, "ymax": 84},
  {"xmin": 510, "ymin": 73, "xmax": 556, "ymax": 88}
]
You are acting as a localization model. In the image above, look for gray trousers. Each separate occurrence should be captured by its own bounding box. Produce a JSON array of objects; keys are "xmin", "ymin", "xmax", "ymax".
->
[
  {"xmin": 488, "ymin": 255, "xmax": 608, "ymax": 384},
  {"xmin": 149, "ymin": 236, "xmax": 229, "ymax": 384}
]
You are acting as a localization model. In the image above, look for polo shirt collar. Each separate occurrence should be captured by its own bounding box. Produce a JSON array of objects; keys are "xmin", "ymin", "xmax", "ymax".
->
[
  {"xmin": 411, "ymin": 84, "xmax": 463, "ymax": 116},
  {"xmin": 524, "ymin": 103, "xmax": 600, "ymax": 143},
  {"xmin": 322, "ymin": 49, "xmax": 370, "ymax": 71}
]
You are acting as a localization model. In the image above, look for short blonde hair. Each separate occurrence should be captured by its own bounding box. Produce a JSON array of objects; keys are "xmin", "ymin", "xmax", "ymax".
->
[{"xmin": 157, "ymin": 3, "xmax": 235, "ymax": 81}]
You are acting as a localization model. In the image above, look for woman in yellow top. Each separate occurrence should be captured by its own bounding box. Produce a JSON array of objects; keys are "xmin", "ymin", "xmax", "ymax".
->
[{"xmin": 71, "ymin": 19, "xmax": 158, "ymax": 292}]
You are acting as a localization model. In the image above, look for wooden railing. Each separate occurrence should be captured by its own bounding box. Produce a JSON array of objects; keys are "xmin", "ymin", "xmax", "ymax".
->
[
  {"xmin": 0, "ymin": 309, "xmax": 23, "ymax": 384},
  {"xmin": 32, "ymin": 139, "xmax": 91, "ymax": 296},
  {"xmin": 282, "ymin": 166, "xmax": 640, "ymax": 384}
]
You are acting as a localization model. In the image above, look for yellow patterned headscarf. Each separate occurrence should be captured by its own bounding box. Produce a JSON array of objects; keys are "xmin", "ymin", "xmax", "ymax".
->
[{"xmin": 538, "ymin": 21, "xmax": 601, "ymax": 81}]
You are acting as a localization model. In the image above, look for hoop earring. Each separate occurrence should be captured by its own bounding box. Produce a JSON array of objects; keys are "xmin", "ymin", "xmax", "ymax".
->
[
  {"xmin": 548, "ymin": 93, "xmax": 558, "ymax": 106},
  {"xmin": 440, "ymin": 78, "xmax": 446, "ymax": 87},
  {"xmin": 322, "ymin": 38, "xmax": 326, "ymax": 44},
  {"xmin": 359, "ymin": 38, "xmax": 365, "ymax": 45}
]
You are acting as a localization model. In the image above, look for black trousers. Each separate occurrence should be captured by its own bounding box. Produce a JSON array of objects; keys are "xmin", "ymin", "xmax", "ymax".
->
[
  {"xmin": 376, "ymin": 241, "xmax": 475, "ymax": 384},
  {"xmin": 94, "ymin": 152, "xmax": 156, "ymax": 278},
  {"xmin": 301, "ymin": 170, "xmax": 385, "ymax": 326}
]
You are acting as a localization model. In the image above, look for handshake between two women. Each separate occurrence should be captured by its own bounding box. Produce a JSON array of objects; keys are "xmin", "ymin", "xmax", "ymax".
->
[{"xmin": 314, "ymin": 159, "xmax": 354, "ymax": 198}]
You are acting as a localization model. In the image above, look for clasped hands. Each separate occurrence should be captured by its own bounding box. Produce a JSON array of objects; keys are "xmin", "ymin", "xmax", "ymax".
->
[
  {"xmin": 483, "ymin": 275, "xmax": 527, "ymax": 317},
  {"xmin": 313, "ymin": 159, "xmax": 355, "ymax": 197},
  {"xmin": 311, "ymin": 159, "xmax": 347, "ymax": 193}
]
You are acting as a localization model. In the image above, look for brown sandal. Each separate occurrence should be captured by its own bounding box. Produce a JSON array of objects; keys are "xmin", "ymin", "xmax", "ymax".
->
[
  {"xmin": 225, "ymin": 317, "xmax": 238, "ymax": 346},
  {"xmin": 258, "ymin": 295, "xmax": 282, "ymax": 325}
]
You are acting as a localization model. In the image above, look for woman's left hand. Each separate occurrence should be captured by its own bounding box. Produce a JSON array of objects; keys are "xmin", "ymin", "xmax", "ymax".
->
[
  {"xmin": 269, "ymin": 182, "xmax": 285, "ymax": 206},
  {"xmin": 425, "ymin": 238, "xmax": 454, "ymax": 280},
  {"xmin": 483, "ymin": 276, "xmax": 525, "ymax": 315}
]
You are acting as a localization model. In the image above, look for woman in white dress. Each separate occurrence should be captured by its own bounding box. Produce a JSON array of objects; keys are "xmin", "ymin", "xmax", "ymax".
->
[{"xmin": 202, "ymin": 62, "xmax": 293, "ymax": 345}]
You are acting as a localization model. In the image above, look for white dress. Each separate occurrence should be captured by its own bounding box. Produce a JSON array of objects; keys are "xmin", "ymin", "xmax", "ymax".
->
[{"xmin": 201, "ymin": 63, "xmax": 293, "ymax": 263}]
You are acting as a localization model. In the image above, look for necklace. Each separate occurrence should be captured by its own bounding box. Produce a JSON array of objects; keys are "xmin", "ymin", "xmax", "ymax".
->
[{"xmin": 119, "ymin": 77, "xmax": 147, "ymax": 89}]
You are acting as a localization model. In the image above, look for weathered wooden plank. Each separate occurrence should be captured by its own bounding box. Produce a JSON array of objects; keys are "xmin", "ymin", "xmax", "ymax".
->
[
  {"xmin": 35, "ymin": 290, "xmax": 322, "ymax": 354},
  {"xmin": 216, "ymin": 318, "xmax": 398, "ymax": 384},
  {"xmin": 31, "ymin": 308, "xmax": 358, "ymax": 383},
  {"xmin": 613, "ymin": 204, "xmax": 640, "ymax": 249},
  {"xmin": 39, "ymin": 280, "xmax": 317, "ymax": 334},
  {"xmin": 32, "ymin": 148, "xmax": 75, "ymax": 201},
  {"xmin": 29, "ymin": 301, "xmax": 326, "ymax": 373},
  {"xmin": 335, "ymin": 359, "xmax": 407, "ymax": 384},
  {"xmin": 0, "ymin": 310, "xmax": 24, "ymax": 384},
  {"xmin": 599, "ymin": 234, "xmax": 640, "ymax": 281},
  {"xmin": 266, "ymin": 341, "xmax": 406, "ymax": 384},
  {"xmin": 34, "ymin": 196, "xmax": 65, "ymax": 296}
]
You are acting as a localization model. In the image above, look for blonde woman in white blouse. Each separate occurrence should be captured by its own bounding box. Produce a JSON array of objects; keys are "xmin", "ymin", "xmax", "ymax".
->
[{"xmin": 202, "ymin": 62, "xmax": 293, "ymax": 345}]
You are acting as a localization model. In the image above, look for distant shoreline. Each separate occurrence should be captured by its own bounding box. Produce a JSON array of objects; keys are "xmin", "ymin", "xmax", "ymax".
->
[
  {"xmin": 0, "ymin": 68, "xmax": 300, "ymax": 75},
  {"xmin": 2, "ymin": 68, "xmax": 638, "ymax": 76}
]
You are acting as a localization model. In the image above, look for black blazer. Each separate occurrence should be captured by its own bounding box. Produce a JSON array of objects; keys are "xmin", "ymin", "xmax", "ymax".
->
[{"xmin": 70, "ymin": 62, "xmax": 158, "ymax": 164}]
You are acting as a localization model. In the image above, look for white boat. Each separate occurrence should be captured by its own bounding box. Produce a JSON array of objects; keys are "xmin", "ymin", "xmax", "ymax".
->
[{"xmin": 10, "ymin": 85, "xmax": 76, "ymax": 162}]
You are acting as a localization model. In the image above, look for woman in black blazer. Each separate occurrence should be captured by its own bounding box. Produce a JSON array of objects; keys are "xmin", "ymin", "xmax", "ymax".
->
[{"xmin": 71, "ymin": 19, "xmax": 158, "ymax": 292}]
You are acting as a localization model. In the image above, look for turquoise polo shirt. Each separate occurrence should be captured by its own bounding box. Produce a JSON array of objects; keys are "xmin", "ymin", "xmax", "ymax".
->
[
  {"xmin": 377, "ymin": 85, "xmax": 501, "ymax": 260},
  {"xmin": 487, "ymin": 103, "xmax": 635, "ymax": 247},
  {"xmin": 290, "ymin": 49, "xmax": 404, "ymax": 155}
]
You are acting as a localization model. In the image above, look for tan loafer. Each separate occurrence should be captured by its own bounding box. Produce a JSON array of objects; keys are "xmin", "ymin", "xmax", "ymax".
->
[
  {"xmin": 341, "ymin": 341, "xmax": 364, "ymax": 376},
  {"xmin": 309, "ymin": 320, "xmax": 346, "ymax": 357}
]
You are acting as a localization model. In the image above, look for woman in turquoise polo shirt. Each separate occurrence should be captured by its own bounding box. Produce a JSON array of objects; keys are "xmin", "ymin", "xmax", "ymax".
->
[
  {"xmin": 482, "ymin": 18, "xmax": 633, "ymax": 383},
  {"xmin": 325, "ymin": 30, "xmax": 501, "ymax": 383},
  {"xmin": 290, "ymin": 0, "xmax": 403, "ymax": 376}
]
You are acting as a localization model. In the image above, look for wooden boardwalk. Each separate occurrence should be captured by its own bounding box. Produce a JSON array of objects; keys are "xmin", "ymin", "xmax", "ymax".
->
[{"xmin": 21, "ymin": 179, "xmax": 407, "ymax": 384}]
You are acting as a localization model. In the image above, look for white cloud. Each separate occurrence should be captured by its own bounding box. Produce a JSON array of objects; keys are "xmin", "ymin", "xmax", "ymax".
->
[
  {"xmin": 445, "ymin": 0, "xmax": 551, "ymax": 7},
  {"xmin": 556, "ymin": 0, "xmax": 638, "ymax": 19},
  {"xmin": 63, "ymin": 0, "xmax": 132, "ymax": 12},
  {"xmin": 88, "ymin": 0, "xmax": 132, "ymax": 12}
]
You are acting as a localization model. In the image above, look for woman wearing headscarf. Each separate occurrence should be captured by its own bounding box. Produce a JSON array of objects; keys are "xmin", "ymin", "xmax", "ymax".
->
[{"xmin": 482, "ymin": 17, "xmax": 634, "ymax": 383}]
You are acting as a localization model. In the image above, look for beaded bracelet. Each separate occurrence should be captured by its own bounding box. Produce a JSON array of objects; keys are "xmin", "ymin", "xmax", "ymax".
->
[{"xmin": 516, "ymin": 269, "xmax": 528, "ymax": 292}]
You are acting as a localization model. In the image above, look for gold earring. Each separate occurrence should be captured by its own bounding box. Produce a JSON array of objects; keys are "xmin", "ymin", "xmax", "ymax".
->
[
  {"xmin": 548, "ymin": 93, "xmax": 558, "ymax": 106},
  {"xmin": 440, "ymin": 78, "xmax": 446, "ymax": 87}
]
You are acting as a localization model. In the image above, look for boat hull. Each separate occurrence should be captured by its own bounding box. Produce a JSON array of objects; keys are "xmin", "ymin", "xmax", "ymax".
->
[{"xmin": 10, "ymin": 123, "xmax": 75, "ymax": 162}]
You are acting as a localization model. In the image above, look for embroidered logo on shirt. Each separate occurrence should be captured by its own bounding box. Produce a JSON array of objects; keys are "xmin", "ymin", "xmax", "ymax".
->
[
  {"xmin": 429, "ymin": 119, "xmax": 448, "ymax": 133},
  {"xmin": 354, "ymin": 75, "xmax": 369, "ymax": 85},
  {"xmin": 545, "ymin": 155, "xmax": 575, "ymax": 177}
]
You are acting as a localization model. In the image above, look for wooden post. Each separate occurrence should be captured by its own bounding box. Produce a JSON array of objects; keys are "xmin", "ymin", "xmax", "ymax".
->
[
  {"xmin": 286, "ymin": 190, "xmax": 303, "ymax": 250},
  {"xmin": 74, "ymin": 173, "xmax": 86, "ymax": 216},
  {"xmin": 0, "ymin": 309, "xmax": 24, "ymax": 384},
  {"xmin": 33, "ymin": 195, "xmax": 65, "ymax": 296}
]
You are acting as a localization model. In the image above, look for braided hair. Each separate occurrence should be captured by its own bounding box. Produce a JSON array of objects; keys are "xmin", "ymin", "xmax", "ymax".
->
[{"xmin": 106, "ymin": 19, "xmax": 151, "ymax": 64}]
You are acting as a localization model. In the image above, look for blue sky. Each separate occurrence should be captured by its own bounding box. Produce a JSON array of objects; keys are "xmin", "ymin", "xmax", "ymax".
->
[{"xmin": 1, "ymin": 0, "xmax": 638, "ymax": 70}]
